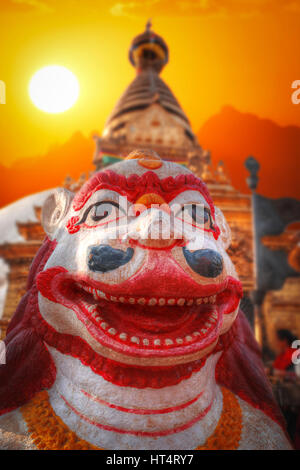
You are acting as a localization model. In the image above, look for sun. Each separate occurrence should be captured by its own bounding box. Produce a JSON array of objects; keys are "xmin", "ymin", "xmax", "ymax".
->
[{"xmin": 29, "ymin": 65, "xmax": 79, "ymax": 113}]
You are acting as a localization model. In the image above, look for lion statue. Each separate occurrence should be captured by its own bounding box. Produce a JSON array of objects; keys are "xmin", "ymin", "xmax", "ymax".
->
[{"xmin": 0, "ymin": 150, "xmax": 291, "ymax": 449}]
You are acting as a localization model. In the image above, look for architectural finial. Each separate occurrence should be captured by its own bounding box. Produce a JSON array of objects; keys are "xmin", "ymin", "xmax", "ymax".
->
[
  {"xmin": 146, "ymin": 19, "xmax": 152, "ymax": 32},
  {"xmin": 216, "ymin": 160, "xmax": 231, "ymax": 185},
  {"xmin": 245, "ymin": 155, "xmax": 260, "ymax": 191},
  {"xmin": 129, "ymin": 21, "xmax": 169, "ymax": 73}
]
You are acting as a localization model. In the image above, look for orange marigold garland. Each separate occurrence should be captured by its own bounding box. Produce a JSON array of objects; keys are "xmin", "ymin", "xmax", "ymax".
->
[
  {"xmin": 196, "ymin": 387, "xmax": 242, "ymax": 450},
  {"xmin": 21, "ymin": 387, "xmax": 242, "ymax": 450},
  {"xmin": 21, "ymin": 391, "xmax": 101, "ymax": 450}
]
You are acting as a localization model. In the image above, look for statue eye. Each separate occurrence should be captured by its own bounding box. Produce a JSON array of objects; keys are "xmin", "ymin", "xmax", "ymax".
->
[
  {"xmin": 78, "ymin": 201, "xmax": 123, "ymax": 227},
  {"xmin": 176, "ymin": 204, "xmax": 213, "ymax": 229}
]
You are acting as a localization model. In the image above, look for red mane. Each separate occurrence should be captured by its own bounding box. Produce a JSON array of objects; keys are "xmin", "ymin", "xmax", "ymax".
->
[{"xmin": 0, "ymin": 237, "xmax": 57, "ymax": 415}]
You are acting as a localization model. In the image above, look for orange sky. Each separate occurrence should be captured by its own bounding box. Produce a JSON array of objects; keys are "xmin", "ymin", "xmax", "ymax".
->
[{"xmin": 0, "ymin": 0, "xmax": 299, "ymax": 167}]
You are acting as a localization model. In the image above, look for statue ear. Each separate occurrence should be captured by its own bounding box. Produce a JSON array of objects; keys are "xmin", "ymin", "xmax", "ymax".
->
[
  {"xmin": 42, "ymin": 188, "xmax": 74, "ymax": 239},
  {"xmin": 214, "ymin": 206, "xmax": 231, "ymax": 250}
]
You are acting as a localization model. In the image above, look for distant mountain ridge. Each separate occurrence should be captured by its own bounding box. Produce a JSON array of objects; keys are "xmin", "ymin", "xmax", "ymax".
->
[
  {"xmin": 0, "ymin": 132, "xmax": 94, "ymax": 208},
  {"xmin": 0, "ymin": 107, "xmax": 299, "ymax": 208},
  {"xmin": 198, "ymin": 106, "xmax": 300, "ymax": 199}
]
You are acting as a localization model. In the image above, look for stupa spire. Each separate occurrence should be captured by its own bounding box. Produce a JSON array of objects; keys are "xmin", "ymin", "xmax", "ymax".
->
[
  {"xmin": 145, "ymin": 18, "xmax": 152, "ymax": 32},
  {"xmin": 93, "ymin": 24, "xmax": 203, "ymax": 169},
  {"xmin": 129, "ymin": 21, "xmax": 169, "ymax": 74}
]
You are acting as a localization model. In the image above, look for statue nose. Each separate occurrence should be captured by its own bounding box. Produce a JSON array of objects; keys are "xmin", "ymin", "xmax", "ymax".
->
[
  {"xmin": 183, "ymin": 247, "xmax": 223, "ymax": 278},
  {"xmin": 135, "ymin": 209, "xmax": 182, "ymax": 248},
  {"xmin": 88, "ymin": 245, "xmax": 134, "ymax": 273}
]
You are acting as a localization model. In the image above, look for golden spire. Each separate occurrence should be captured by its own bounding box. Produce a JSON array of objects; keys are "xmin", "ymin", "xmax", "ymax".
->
[{"xmin": 145, "ymin": 18, "xmax": 152, "ymax": 32}]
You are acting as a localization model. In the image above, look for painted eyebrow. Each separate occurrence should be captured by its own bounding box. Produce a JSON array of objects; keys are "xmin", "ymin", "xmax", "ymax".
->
[
  {"xmin": 76, "ymin": 200, "xmax": 122, "ymax": 225},
  {"xmin": 174, "ymin": 205, "xmax": 216, "ymax": 231},
  {"xmin": 169, "ymin": 199, "xmax": 211, "ymax": 214}
]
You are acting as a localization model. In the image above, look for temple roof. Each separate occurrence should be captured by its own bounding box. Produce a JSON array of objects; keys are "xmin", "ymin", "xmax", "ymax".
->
[{"xmin": 105, "ymin": 70, "xmax": 190, "ymax": 127}]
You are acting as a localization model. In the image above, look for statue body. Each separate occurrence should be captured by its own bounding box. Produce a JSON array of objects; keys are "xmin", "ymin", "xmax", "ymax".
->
[{"xmin": 0, "ymin": 152, "xmax": 291, "ymax": 449}]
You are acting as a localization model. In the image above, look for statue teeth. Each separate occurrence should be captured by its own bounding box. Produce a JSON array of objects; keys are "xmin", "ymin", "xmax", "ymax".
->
[
  {"xmin": 154, "ymin": 339, "xmax": 161, "ymax": 346},
  {"xmin": 176, "ymin": 338, "xmax": 183, "ymax": 344},
  {"xmin": 143, "ymin": 338, "xmax": 150, "ymax": 346},
  {"xmin": 119, "ymin": 332, "xmax": 127, "ymax": 340},
  {"xmin": 108, "ymin": 328, "xmax": 116, "ymax": 335},
  {"xmin": 193, "ymin": 331, "xmax": 200, "ymax": 336},
  {"xmin": 185, "ymin": 335, "xmax": 193, "ymax": 342},
  {"xmin": 100, "ymin": 322, "xmax": 108, "ymax": 330},
  {"xmin": 165, "ymin": 338, "xmax": 173, "ymax": 345},
  {"xmin": 131, "ymin": 336, "xmax": 140, "ymax": 344},
  {"xmin": 82, "ymin": 293, "xmax": 218, "ymax": 307}
]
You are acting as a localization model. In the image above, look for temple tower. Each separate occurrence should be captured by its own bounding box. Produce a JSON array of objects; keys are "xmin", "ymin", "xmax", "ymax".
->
[
  {"xmin": 93, "ymin": 21, "xmax": 204, "ymax": 168},
  {"xmin": 0, "ymin": 23, "xmax": 256, "ymax": 339}
]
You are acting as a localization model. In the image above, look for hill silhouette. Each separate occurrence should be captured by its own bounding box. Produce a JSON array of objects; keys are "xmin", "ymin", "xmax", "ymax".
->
[
  {"xmin": 0, "ymin": 132, "xmax": 94, "ymax": 207},
  {"xmin": 198, "ymin": 106, "xmax": 300, "ymax": 199},
  {"xmin": 0, "ymin": 107, "xmax": 299, "ymax": 208}
]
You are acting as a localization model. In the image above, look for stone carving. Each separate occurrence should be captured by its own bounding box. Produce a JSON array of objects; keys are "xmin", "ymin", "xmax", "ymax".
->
[
  {"xmin": 228, "ymin": 224, "xmax": 254, "ymax": 281},
  {"xmin": 0, "ymin": 152, "xmax": 290, "ymax": 449}
]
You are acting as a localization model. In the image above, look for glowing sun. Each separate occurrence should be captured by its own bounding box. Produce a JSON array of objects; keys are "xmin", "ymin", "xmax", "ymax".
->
[{"xmin": 29, "ymin": 65, "xmax": 79, "ymax": 113}]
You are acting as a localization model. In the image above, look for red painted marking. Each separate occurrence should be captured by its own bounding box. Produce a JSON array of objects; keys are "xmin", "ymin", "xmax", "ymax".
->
[
  {"xmin": 72, "ymin": 170, "xmax": 214, "ymax": 212},
  {"xmin": 60, "ymin": 393, "xmax": 213, "ymax": 437},
  {"xmin": 1, "ymin": 235, "xmax": 287, "ymax": 431},
  {"xmin": 68, "ymin": 170, "xmax": 221, "ymax": 239},
  {"xmin": 80, "ymin": 389, "xmax": 203, "ymax": 415},
  {"xmin": 129, "ymin": 239, "xmax": 186, "ymax": 251}
]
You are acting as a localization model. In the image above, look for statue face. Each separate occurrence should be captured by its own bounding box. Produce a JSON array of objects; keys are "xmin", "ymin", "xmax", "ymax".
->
[{"xmin": 37, "ymin": 157, "xmax": 242, "ymax": 367}]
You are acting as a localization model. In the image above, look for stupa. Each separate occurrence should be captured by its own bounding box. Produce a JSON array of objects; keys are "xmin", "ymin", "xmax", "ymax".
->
[
  {"xmin": 0, "ymin": 23, "xmax": 255, "ymax": 340},
  {"xmin": 93, "ymin": 20, "xmax": 205, "ymax": 169}
]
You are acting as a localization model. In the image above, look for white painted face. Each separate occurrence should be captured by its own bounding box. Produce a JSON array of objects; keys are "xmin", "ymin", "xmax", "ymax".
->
[{"xmin": 37, "ymin": 158, "xmax": 242, "ymax": 367}]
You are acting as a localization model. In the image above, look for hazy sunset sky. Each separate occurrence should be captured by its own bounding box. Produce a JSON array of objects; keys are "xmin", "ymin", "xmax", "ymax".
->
[{"xmin": 0, "ymin": 0, "xmax": 299, "ymax": 166}]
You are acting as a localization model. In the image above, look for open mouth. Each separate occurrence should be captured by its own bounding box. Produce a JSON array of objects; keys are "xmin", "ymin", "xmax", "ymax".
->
[{"xmin": 37, "ymin": 267, "xmax": 242, "ymax": 359}]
